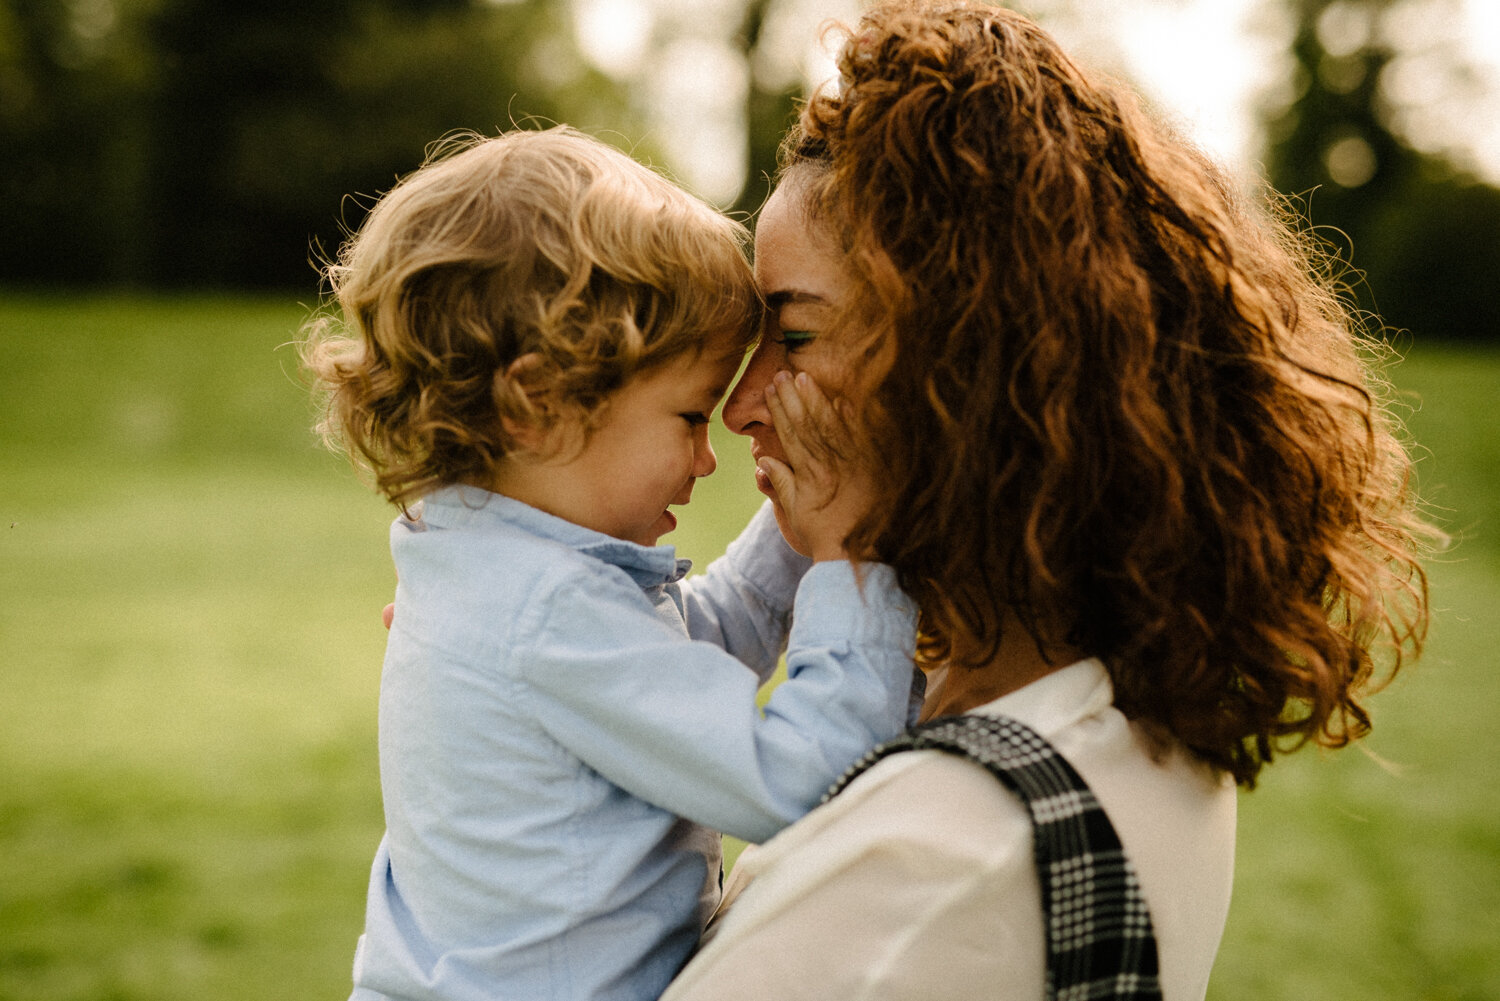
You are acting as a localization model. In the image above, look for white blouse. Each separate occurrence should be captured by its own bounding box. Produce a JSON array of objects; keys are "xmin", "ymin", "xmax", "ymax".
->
[{"xmin": 661, "ymin": 659, "xmax": 1237, "ymax": 1001}]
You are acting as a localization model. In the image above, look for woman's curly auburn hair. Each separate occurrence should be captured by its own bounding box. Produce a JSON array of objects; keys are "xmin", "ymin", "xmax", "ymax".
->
[
  {"xmin": 787, "ymin": 1, "xmax": 1438, "ymax": 786},
  {"xmin": 301, "ymin": 126, "xmax": 758, "ymax": 509}
]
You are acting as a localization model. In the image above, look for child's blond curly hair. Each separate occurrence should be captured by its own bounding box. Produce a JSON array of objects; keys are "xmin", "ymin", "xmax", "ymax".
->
[{"xmin": 302, "ymin": 126, "xmax": 759, "ymax": 508}]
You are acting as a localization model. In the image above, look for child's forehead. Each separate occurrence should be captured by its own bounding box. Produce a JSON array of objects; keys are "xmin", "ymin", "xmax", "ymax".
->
[
  {"xmin": 647, "ymin": 336, "xmax": 744, "ymax": 396},
  {"xmin": 709, "ymin": 330, "xmax": 753, "ymax": 364},
  {"xmin": 688, "ymin": 340, "xmax": 746, "ymax": 386},
  {"xmin": 688, "ymin": 324, "xmax": 753, "ymax": 367}
]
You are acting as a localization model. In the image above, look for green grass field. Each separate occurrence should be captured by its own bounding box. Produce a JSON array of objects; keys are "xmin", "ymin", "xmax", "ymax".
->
[{"xmin": 2, "ymin": 295, "xmax": 1496, "ymax": 1000}]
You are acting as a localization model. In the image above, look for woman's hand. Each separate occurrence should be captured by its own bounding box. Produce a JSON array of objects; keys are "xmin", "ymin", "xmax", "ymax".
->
[{"xmin": 757, "ymin": 371, "xmax": 875, "ymax": 563}]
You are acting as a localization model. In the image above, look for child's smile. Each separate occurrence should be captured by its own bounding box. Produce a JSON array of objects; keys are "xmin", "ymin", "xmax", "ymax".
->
[{"xmin": 512, "ymin": 329, "xmax": 746, "ymax": 547}]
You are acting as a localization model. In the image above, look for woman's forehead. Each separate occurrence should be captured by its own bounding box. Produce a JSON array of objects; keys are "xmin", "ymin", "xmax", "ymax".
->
[{"xmin": 753, "ymin": 185, "xmax": 848, "ymax": 307}]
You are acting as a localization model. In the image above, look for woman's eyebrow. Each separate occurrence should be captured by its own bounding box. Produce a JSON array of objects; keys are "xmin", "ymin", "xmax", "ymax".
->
[{"xmin": 764, "ymin": 290, "xmax": 828, "ymax": 309}]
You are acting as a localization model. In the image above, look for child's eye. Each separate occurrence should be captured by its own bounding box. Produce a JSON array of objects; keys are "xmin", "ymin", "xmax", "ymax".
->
[
  {"xmin": 681, "ymin": 412, "xmax": 711, "ymax": 426},
  {"xmin": 771, "ymin": 330, "xmax": 816, "ymax": 351}
]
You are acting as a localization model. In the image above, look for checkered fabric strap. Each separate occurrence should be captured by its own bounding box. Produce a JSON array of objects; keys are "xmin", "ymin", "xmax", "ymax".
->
[{"xmin": 824, "ymin": 714, "xmax": 1163, "ymax": 1001}]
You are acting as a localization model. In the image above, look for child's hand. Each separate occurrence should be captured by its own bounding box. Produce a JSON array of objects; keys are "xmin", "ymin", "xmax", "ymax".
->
[{"xmin": 757, "ymin": 371, "xmax": 875, "ymax": 563}]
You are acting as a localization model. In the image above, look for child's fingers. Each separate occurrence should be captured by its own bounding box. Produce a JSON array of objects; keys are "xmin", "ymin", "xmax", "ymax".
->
[
  {"xmin": 778, "ymin": 371, "xmax": 812, "ymax": 423},
  {"xmin": 770, "ymin": 372, "xmax": 847, "ymax": 471},
  {"xmin": 765, "ymin": 375, "xmax": 811, "ymax": 467},
  {"xmin": 756, "ymin": 455, "xmax": 796, "ymax": 510},
  {"xmin": 783, "ymin": 373, "xmax": 854, "ymax": 470},
  {"xmin": 792, "ymin": 373, "xmax": 850, "ymax": 462}
]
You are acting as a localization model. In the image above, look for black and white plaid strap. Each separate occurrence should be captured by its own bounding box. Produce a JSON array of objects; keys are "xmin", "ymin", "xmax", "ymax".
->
[{"xmin": 824, "ymin": 714, "xmax": 1163, "ymax": 1001}]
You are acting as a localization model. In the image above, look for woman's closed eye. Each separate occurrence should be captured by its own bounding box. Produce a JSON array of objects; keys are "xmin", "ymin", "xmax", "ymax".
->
[
  {"xmin": 681, "ymin": 411, "xmax": 711, "ymax": 426},
  {"xmin": 771, "ymin": 330, "xmax": 816, "ymax": 351}
]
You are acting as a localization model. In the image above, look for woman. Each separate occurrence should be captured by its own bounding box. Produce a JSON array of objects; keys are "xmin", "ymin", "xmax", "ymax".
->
[{"xmin": 662, "ymin": 2, "xmax": 1433, "ymax": 998}]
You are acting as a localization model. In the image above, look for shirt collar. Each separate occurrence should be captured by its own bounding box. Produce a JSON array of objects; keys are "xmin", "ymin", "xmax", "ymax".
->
[
  {"xmin": 417, "ymin": 485, "xmax": 691, "ymax": 588},
  {"xmin": 967, "ymin": 657, "xmax": 1114, "ymax": 739}
]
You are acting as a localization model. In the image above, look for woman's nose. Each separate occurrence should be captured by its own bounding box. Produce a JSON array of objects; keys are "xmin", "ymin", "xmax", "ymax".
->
[{"xmin": 721, "ymin": 339, "xmax": 783, "ymax": 435}]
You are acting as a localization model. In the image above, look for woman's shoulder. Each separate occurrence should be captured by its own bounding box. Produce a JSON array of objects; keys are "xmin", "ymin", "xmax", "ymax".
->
[
  {"xmin": 746, "ymin": 681, "xmax": 1236, "ymax": 935},
  {"xmin": 704, "ymin": 710, "xmax": 1233, "ymax": 1001},
  {"xmin": 682, "ymin": 747, "xmax": 1048, "ymax": 1001},
  {"xmin": 762, "ymin": 747, "xmax": 1036, "ymax": 874}
]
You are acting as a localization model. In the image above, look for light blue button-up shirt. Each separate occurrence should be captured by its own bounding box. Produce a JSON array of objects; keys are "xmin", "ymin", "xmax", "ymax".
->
[{"xmin": 350, "ymin": 487, "xmax": 918, "ymax": 1001}]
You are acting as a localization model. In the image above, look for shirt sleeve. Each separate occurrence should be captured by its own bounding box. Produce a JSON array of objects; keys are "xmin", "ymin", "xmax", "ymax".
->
[
  {"xmin": 677, "ymin": 501, "xmax": 812, "ymax": 684},
  {"xmin": 512, "ymin": 558, "xmax": 917, "ymax": 844},
  {"xmin": 660, "ymin": 753, "xmax": 1046, "ymax": 1001}
]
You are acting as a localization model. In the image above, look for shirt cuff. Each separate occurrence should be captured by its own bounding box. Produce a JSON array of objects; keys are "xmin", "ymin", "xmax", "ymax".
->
[{"xmin": 791, "ymin": 561, "xmax": 919, "ymax": 651}]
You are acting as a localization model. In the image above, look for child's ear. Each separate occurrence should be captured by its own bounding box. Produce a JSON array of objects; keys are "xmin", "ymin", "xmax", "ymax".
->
[{"xmin": 497, "ymin": 353, "xmax": 560, "ymax": 455}]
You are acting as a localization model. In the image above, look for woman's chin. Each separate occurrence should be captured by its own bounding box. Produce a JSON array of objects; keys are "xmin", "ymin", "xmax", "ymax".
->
[{"xmin": 770, "ymin": 503, "xmax": 812, "ymax": 558}]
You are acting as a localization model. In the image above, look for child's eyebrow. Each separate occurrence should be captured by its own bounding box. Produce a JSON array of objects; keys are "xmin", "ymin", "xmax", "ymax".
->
[{"xmin": 690, "ymin": 380, "xmax": 730, "ymax": 406}]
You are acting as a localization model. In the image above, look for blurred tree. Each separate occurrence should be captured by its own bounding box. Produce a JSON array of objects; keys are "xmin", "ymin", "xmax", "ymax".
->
[
  {"xmin": 731, "ymin": 0, "xmax": 801, "ymax": 218},
  {"xmin": 1261, "ymin": 0, "xmax": 1500, "ymax": 341},
  {"xmin": 0, "ymin": 0, "xmax": 156, "ymax": 284},
  {"xmin": 141, "ymin": 0, "xmax": 638, "ymax": 289},
  {"xmin": 0, "ymin": 0, "xmax": 640, "ymax": 289}
]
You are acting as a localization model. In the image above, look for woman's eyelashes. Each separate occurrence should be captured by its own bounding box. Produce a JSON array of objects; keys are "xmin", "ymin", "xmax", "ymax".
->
[
  {"xmin": 681, "ymin": 411, "xmax": 711, "ymax": 426},
  {"xmin": 772, "ymin": 329, "xmax": 816, "ymax": 351}
]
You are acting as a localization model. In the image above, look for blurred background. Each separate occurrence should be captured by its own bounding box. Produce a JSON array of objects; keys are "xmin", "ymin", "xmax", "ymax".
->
[
  {"xmin": 3, "ymin": 0, "xmax": 1499, "ymax": 334},
  {"xmin": 1, "ymin": 0, "xmax": 1496, "ymax": 999}
]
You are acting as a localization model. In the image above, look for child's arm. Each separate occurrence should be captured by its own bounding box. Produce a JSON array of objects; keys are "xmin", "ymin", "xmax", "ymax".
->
[
  {"xmin": 516, "ymin": 374, "xmax": 915, "ymax": 844},
  {"xmin": 516, "ymin": 558, "xmax": 916, "ymax": 845},
  {"xmin": 679, "ymin": 371, "xmax": 873, "ymax": 682},
  {"xmin": 678, "ymin": 502, "xmax": 810, "ymax": 684}
]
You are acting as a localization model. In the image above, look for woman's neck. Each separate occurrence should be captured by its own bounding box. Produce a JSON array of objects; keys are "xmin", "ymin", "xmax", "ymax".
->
[{"xmin": 918, "ymin": 622, "xmax": 1081, "ymax": 720}]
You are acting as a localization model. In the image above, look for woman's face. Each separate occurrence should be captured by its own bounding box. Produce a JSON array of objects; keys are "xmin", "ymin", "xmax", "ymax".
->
[{"xmin": 722, "ymin": 177, "xmax": 868, "ymax": 551}]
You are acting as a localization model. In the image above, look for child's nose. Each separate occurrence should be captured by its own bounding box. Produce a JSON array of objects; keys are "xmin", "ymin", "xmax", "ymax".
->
[{"xmin": 693, "ymin": 430, "xmax": 718, "ymax": 478}]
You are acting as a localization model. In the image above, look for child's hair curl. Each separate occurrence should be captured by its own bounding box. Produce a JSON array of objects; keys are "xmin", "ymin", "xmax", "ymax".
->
[
  {"xmin": 784, "ymin": 0, "xmax": 1439, "ymax": 786},
  {"xmin": 302, "ymin": 126, "xmax": 758, "ymax": 508}
]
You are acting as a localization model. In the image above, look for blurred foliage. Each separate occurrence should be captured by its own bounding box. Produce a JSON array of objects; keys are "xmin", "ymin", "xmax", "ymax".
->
[
  {"xmin": 0, "ymin": 0, "xmax": 1496, "ymax": 344},
  {"xmin": 0, "ymin": 0, "xmax": 640, "ymax": 289},
  {"xmin": 732, "ymin": 0, "xmax": 801, "ymax": 217},
  {"xmin": 1260, "ymin": 0, "xmax": 1500, "ymax": 342}
]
